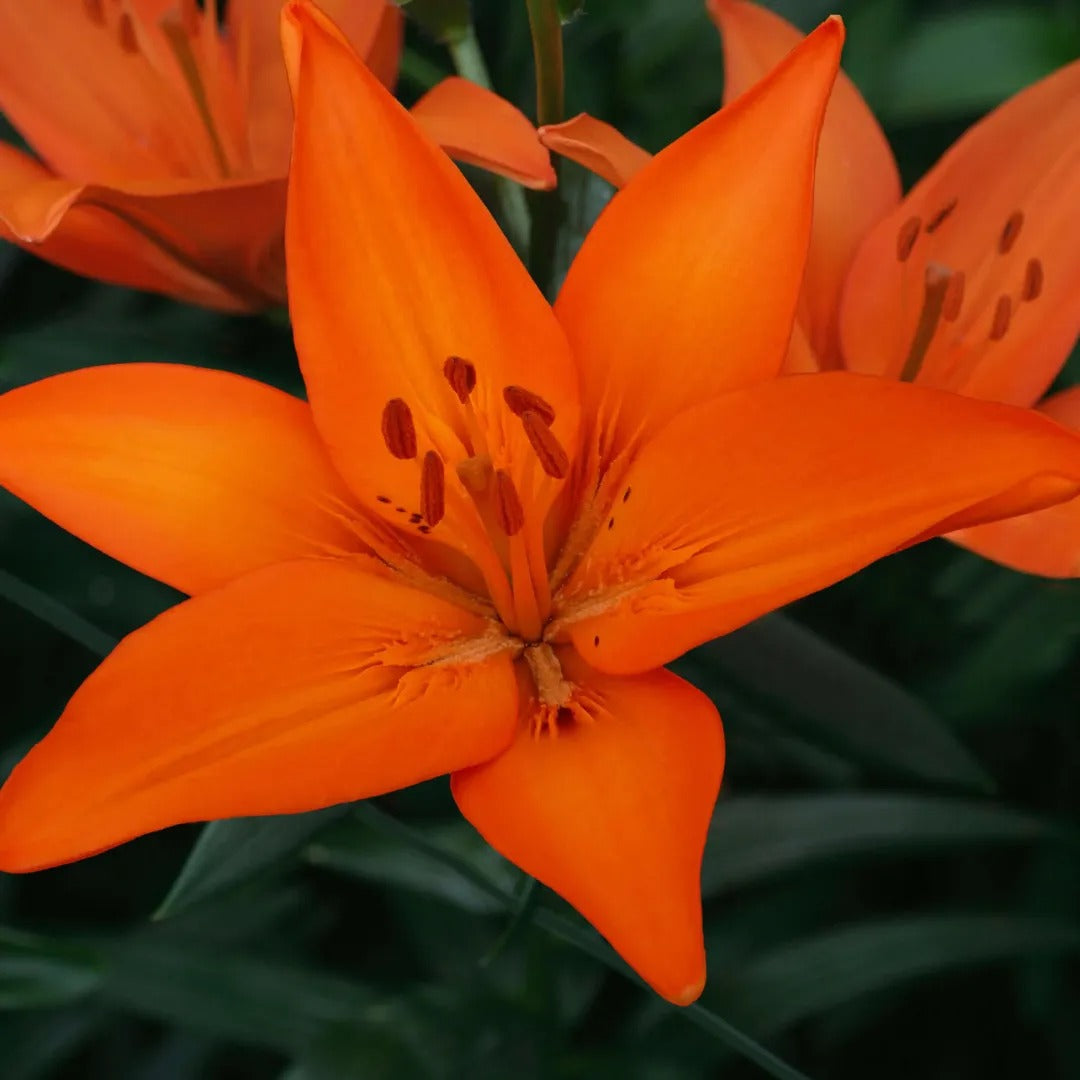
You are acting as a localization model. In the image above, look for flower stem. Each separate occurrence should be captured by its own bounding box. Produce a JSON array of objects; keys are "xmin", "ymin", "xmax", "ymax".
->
[
  {"xmin": 447, "ymin": 26, "xmax": 531, "ymax": 254},
  {"xmin": 524, "ymin": 0, "xmax": 566, "ymax": 296}
]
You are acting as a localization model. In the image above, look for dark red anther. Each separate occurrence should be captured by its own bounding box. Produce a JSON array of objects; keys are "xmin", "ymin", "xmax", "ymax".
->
[
  {"xmin": 420, "ymin": 450, "xmax": 446, "ymax": 526},
  {"xmin": 520, "ymin": 410, "xmax": 569, "ymax": 479},
  {"xmin": 999, "ymin": 211, "xmax": 1023, "ymax": 255},
  {"xmin": 896, "ymin": 216, "xmax": 921, "ymax": 262},
  {"xmin": 494, "ymin": 470, "xmax": 525, "ymax": 536},
  {"xmin": 504, "ymin": 385, "xmax": 556, "ymax": 425},
  {"xmin": 989, "ymin": 295, "xmax": 1012, "ymax": 341},
  {"xmin": 1021, "ymin": 258, "xmax": 1044, "ymax": 302},
  {"xmin": 925, "ymin": 198, "xmax": 958, "ymax": 234},
  {"xmin": 443, "ymin": 355, "xmax": 477, "ymax": 404},
  {"xmin": 381, "ymin": 398, "xmax": 417, "ymax": 460}
]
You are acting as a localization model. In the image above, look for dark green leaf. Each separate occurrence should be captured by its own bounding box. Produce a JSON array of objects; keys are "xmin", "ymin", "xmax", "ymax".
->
[
  {"xmin": 682, "ymin": 613, "xmax": 992, "ymax": 789},
  {"xmin": 701, "ymin": 794, "xmax": 1073, "ymax": 896},
  {"xmin": 156, "ymin": 807, "xmax": 349, "ymax": 918},
  {"xmin": 0, "ymin": 568, "xmax": 117, "ymax": 657},
  {"xmin": 0, "ymin": 927, "xmax": 103, "ymax": 1009},
  {"xmin": 710, "ymin": 915, "xmax": 1080, "ymax": 1035}
]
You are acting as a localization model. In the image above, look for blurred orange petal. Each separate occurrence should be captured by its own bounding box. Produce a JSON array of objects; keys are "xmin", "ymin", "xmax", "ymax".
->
[
  {"xmin": 0, "ymin": 364, "xmax": 364, "ymax": 596},
  {"xmin": 555, "ymin": 18, "xmax": 843, "ymax": 466},
  {"xmin": 453, "ymin": 652, "xmax": 723, "ymax": 1005},
  {"xmin": 561, "ymin": 374, "xmax": 1080, "ymax": 674},
  {"xmin": 539, "ymin": 113, "xmax": 651, "ymax": 188},
  {"xmin": 949, "ymin": 387, "xmax": 1080, "ymax": 577},
  {"xmin": 709, "ymin": 0, "xmax": 901, "ymax": 368},
  {"xmin": 0, "ymin": 558, "xmax": 519, "ymax": 872},
  {"xmin": 841, "ymin": 58, "xmax": 1080, "ymax": 407}
]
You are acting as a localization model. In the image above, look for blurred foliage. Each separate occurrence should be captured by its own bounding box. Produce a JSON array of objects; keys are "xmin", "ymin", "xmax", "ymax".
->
[{"xmin": 2, "ymin": 0, "xmax": 1079, "ymax": 1078}]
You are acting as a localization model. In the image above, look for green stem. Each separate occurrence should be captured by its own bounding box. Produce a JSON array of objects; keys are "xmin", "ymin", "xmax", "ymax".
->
[
  {"xmin": 447, "ymin": 26, "xmax": 531, "ymax": 254},
  {"xmin": 524, "ymin": 0, "xmax": 566, "ymax": 294}
]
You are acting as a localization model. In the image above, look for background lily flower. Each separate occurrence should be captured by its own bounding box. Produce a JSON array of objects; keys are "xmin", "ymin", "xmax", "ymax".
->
[
  {"xmin": 2, "ymin": 1, "xmax": 1080, "ymax": 1008},
  {"xmin": 542, "ymin": 0, "xmax": 1080, "ymax": 578},
  {"xmin": 0, "ymin": 0, "xmax": 554, "ymax": 311}
]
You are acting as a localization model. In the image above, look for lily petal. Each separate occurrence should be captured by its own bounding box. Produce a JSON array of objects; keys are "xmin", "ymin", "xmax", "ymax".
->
[
  {"xmin": 560, "ymin": 373, "xmax": 1080, "ymax": 674},
  {"xmin": 452, "ymin": 651, "xmax": 723, "ymax": 1005},
  {"xmin": 0, "ymin": 143, "xmax": 245, "ymax": 310},
  {"xmin": 709, "ymin": 0, "xmax": 901, "ymax": 368},
  {"xmin": 0, "ymin": 557, "xmax": 519, "ymax": 873},
  {"xmin": 538, "ymin": 113, "xmax": 652, "ymax": 189},
  {"xmin": 410, "ymin": 76, "xmax": 556, "ymax": 190},
  {"xmin": 0, "ymin": 364, "xmax": 365, "ymax": 596},
  {"xmin": 282, "ymin": 1, "xmax": 578, "ymax": 563},
  {"xmin": 0, "ymin": 168, "xmax": 287, "ymax": 310},
  {"xmin": 840, "ymin": 58, "xmax": 1080, "ymax": 407},
  {"xmin": 949, "ymin": 387, "xmax": 1080, "ymax": 577},
  {"xmin": 554, "ymin": 18, "xmax": 843, "ymax": 468},
  {"xmin": 230, "ymin": 0, "xmax": 402, "ymax": 175}
]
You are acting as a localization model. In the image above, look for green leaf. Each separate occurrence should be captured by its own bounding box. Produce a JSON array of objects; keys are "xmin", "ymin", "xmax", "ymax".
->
[
  {"xmin": 709, "ymin": 915, "xmax": 1080, "ymax": 1035},
  {"xmin": 883, "ymin": 8, "xmax": 1077, "ymax": 122},
  {"xmin": 701, "ymin": 794, "xmax": 1073, "ymax": 897},
  {"xmin": 681, "ymin": 613, "xmax": 992, "ymax": 790},
  {"xmin": 0, "ymin": 927, "xmax": 103, "ymax": 1009},
  {"xmin": 156, "ymin": 807, "xmax": 349, "ymax": 918},
  {"xmin": 0, "ymin": 568, "xmax": 117, "ymax": 657},
  {"xmin": 0, "ymin": 1009, "xmax": 105, "ymax": 1080}
]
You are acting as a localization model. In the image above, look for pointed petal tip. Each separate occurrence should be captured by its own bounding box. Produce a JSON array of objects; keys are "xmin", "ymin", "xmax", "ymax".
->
[{"xmin": 669, "ymin": 970, "xmax": 707, "ymax": 1007}]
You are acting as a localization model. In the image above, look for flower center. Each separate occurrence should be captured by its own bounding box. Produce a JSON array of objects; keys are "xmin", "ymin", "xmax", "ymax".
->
[{"xmin": 893, "ymin": 200, "xmax": 1044, "ymax": 386}]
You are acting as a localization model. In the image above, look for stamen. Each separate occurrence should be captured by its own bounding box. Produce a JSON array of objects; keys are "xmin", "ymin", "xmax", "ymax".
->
[
  {"xmin": 1021, "ymin": 258, "xmax": 1044, "ymax": 302},
  {"xmin": 83, "ymin": 0, "xmax": 105, "ymax": 26},
  {"xmin": 924, "ymin": 198, "xmax": 958, "ymax": 234},
  {"xmin": 899, "ymin": 262, "xmax": 951, "ymax": 382},
  {"xmin": 989, "ymin": 295, "xmax": 1012, "ymax": 341},
  {"xmin": 896, "ymin": 216, "xmax": 921, "ymax": 262},
  {"xmin": 117, "ymin": 12, "xmax": 139, "ymax": 53},
  {"xmin": 420, "ymin": 450, "xmax": 446, "ymax": 526},
  {"xmin": 520, "ymin": 410, "xmax": 569, "ymax": 479},
  {"xmin": 504, "ymin": 385, "xmax": 556, "ymax": 425},
  {"xmin": 494, "ymin": 470, "xmax": 525, "ymax": 536},
  {"xmin": 381, "ymin": 398, "xmax": 417, "ymax": 459},
  {"xmin": 998, "ymin": 211, "xmax": 1023, "ymax": 255},
  {"xmin": 443, "ymin": 355, "xmax": 477, "ymax": 404},
  {"xmin": 942, "ymin": 270, "xmax": 966, "ymax": 322},
  {"xmin": 180, "ymin": 0, "xmax": 201, "ymax": 37}
]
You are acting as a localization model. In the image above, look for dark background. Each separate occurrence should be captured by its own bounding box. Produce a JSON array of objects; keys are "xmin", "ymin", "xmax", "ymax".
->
[{"xmin": 1, "ymin": 1, "xmax": 1078, "ymax": 1077}]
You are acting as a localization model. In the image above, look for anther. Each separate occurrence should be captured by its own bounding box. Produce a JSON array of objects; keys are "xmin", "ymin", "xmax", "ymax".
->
[
  {"xmin": 989, "ymin": 295, "xmax": 1012, "ymax": 341},
  {"xmin": 1021, "ymin": 258, "xmax": 1043, "ymax": 302},
  {"xmin": 998, "ymin": 211, "xmax": 1023, "ymax": 255},
  {"xmin": 443, "ymin": 355, "xmax": 477, "ymax": 404},
  {"xmin": 420, "ymin": 450, "xmax": 446, "ymax": 526},
  {"xmin": 504, "ymin": 385, "xmax": 556, "ymax": 425},
  {"xmin": 925, "ymin": 198, "xmax": 958, "ymax": 234},
  {"xmin": 494, "ymin": 470, "xmax": 525, "ymax": 536},
  {"xmin": 942, "ymin": 270, "xmax": 965, "ymax": 322},
  {"xmin": 520, "ymin": 410, "xmax": 569, "ymax": 479},
  {"xmin": 83, "ymin": 0, "xmax": 105, "ymax": 26},
  {"xmin": 896, "ymin": 216, "xmax": 921, "ymax": 262},
  {"xmin": 117, "ymin": 12, "xmax": 139, "ymax": 53},
  {"xmin": 381, "ymin": 398, "xmax": 417, "ymax": 459}
]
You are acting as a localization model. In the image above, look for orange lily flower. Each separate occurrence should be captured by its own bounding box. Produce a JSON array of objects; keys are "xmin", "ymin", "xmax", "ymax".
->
[
  {"xmin": 542, "ymin": 0, "xmax": 1080, "ymax": 577},
  {"xmin": 0, "ymin": 0, "xmax": 554, "ymax": 311},
  {"xmin": 3, "ymin": 3, "xmax": 1080, "ymax": 1005}
]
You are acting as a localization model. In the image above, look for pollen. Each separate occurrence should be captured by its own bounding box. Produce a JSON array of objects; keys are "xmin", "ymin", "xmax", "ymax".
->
[
  {"xmin": 896, "ymin": 216, "xmax": 921, "ymax": 262},
  {"xmin": 381, "ymin": 398, "xmax": 418, "ymax": 460},
  {"xmin": 998, "ymin": 211, "xmax": 1024, "ymax": 255},
  {"xmin": 443, "ymin": 355, "xmax": 477, "ymax": 404},
  {"xmin": 504, "ymin": 385, "xmax": 556, "ymax": 425},
  {"xmin": 420, "ymin": 450, "xmax": 446, "ymax": 526},
  {"xmin": 520, "ymin": 410, "xmax": 569, "ymax": 479},
  {"xmin": 1021, "ymin": 258, "xmax": 1044, "ymax": 302},
  {"xmin": 494, "ymin": 469, "xmax": 525, "ymax": 536}
]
